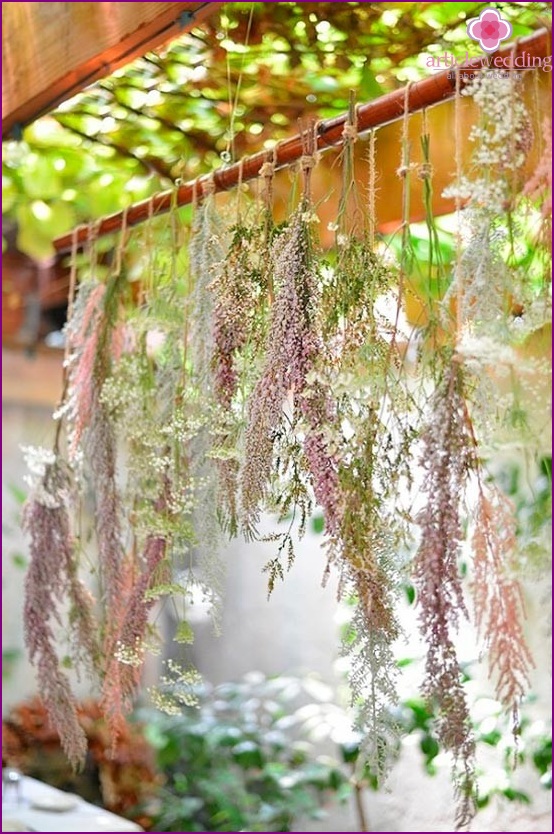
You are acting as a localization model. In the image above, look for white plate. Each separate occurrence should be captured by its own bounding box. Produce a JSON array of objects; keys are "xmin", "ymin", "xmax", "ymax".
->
[
  {"xmin": 28, "ymin": 795, "xmax": 78, "ymax": 813},
  {"xmin": 21, "ymin": 812, "xmax": 142, "ymax": 832},
  {"xmin": 2, "ymin": 819, "xmax": 34, "ymax": 832}
]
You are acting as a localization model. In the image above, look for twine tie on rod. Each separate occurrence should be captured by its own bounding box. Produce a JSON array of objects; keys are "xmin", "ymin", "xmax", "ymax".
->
[
  {"xmin": 201, "ymin": 174, "xmax": 217, "ymax": 199},
  {"xmin": 51, "ymin": 28, "xmax": 549, "ymax": 254}
]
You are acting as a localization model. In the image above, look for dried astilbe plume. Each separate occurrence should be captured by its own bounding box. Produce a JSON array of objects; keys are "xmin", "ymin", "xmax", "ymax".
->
[
  {"xmin": 86, "ymin": 281, "xmax": 127, "ymax": 622},
  {"xmin": 333, "ymin": 291, "xmax": 413, "ymax": 775},
  {"xmin": 413, "ymin": 363, "xmax": 476, "ymax": 826},
  {"xmin": 102, "ymin": 532, "xmax": 167, "ymax": 736},
  {"xmin": 63, "ymin": 271, "xmax": 128, "ymax": 676},
  {"xmin": 209, "ymin": 220, "xmax": 270, "ymax": 532},
  {"xmin": 241, "ymin": 207, "xmax": 340, "ymax": 537},
  {"xmin": 472, "ymin": 483, "xmax": 534, "ymax": 716},
  {"xmin": 61, "ymin": 280, "xmax": 107, "ymax": 460},
  {"xmin": 88, "ymin": 399, "xmax": 125, "ymax": 617},
  {"xmin": 211, "ymin": 221, "xmax": 268, "ymax": 408},
  {"xmin": 346, "ymin": 562, "xmax": 400, "ymax": 777},
  {"xmin": 22, "ymin": 453, "xmax": 91, "ymax": 768}
]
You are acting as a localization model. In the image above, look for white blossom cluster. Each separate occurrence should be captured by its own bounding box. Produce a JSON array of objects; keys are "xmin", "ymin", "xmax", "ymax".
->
[
  {"xmin": 467, "ymin": 74, "xmax": 528, "ymax": 170},
  {"xmin": 456, "ymin": 330, "xmax": 519, "ymax": 377},
  {"xmin": 114, "ymin": 636, "xmax": 146, "ymax": 667},
  {"xmin": 148, "ymin": 660, "xmax": 202, "ymax": 714},
  {"xmin": 444, "ymin": 71, "xmax": 530, "ymax": 215}
]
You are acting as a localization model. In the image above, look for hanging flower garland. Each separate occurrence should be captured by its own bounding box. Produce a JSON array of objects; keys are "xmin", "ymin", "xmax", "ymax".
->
[{"xmin": 20, "ymin": 65, "xmax": 550, "ymax": 828}]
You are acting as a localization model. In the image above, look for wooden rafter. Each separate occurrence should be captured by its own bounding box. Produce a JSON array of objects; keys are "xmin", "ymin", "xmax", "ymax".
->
[{"xmin": 2, "ymin": 2, "xmax": 222, "ymax": 138}]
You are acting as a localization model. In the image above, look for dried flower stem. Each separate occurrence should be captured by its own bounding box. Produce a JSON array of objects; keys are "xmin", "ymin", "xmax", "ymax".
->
[
  {"xmin": 241, "ymin": 209, "xmax": 340, "ymax": 536},
  {"xmin": 413, "ymin": 363, "xmax": 476, "ymax": 826},
  {"xmin": 22, "ymin": 461, "xmax": 88, "ymax": 768},
  {"xmin": 472, "ymin": 484, "xmax": 534, "ymax": 718}
]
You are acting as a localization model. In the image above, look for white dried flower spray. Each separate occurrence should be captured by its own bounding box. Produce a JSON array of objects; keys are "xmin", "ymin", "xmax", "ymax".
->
[{"xmin": 444, "ymin": 70, "xmax": 532, "ymax": 331}]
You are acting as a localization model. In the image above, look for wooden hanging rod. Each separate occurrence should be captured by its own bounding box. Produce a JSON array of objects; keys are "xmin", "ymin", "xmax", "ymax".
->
[{"xmin": 53, "ymin": 27, "xmax": 551, "ymax": 254}]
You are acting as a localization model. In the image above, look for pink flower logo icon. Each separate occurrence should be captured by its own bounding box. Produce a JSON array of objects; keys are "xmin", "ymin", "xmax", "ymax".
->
[{"xmin": 467, "ymin": 8, "xmax": 512, "ymax": 53}]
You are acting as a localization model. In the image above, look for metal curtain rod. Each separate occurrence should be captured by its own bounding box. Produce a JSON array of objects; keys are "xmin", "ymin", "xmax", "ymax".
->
[{"xmin": 53, "ymin": 27, "xmax": 550, "ymax": 254}]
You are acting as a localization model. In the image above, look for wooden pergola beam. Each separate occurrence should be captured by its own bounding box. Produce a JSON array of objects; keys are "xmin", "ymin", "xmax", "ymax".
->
[
  {"xmin": 53, "ymin": 27, "xmax": 551, "ymax": 254},
  {"xmin": 2, "ymin": 2, "xmax": 222, "ymax": 138}
]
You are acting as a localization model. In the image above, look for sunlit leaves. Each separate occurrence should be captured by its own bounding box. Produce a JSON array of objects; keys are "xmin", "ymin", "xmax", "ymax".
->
[
  {"xmin": 16, "ymin": 200, "xmax": 75, "ymax": 260},
  {"xmin": 3, "ymin": 2, "xmax": 550, "ymax": 259}
]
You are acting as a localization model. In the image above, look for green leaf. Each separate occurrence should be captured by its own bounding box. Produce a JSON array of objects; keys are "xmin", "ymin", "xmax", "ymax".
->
[
  {"xmin": 340, "ymin": 741, "xmax": 360, "ymax": 764},
  {"xmin": 540, "ymin": 771, "xmax": 552, "ymax": 789},
  {"xmin": 21, "ymin": 155, "xmax": 62, "ymax": 200},
  {"xmin": 212, "ymin": 727, "xmax": 244, "ymax": 747},
  {"xmin": 2, "ymin": 175, "xmax": 17, "ymax": 212},
  {"xmin": 403, "ymin": 583, "xmax": 416, "ymax": 605},
  {"xmin": 532, "ymin": 739, "xmax": 552, "ymax": 776},
  {"xmin": 311, "ymin": 514, "xmax": 325, "ymax": 534},
  {"xmin": 174, "ymin": 620, "xmax": 195, "ymax": 644},
  {"xmin": 176, "ymin": 796, "xmax": 204, "ymax": 815},
  {"xmin": 15, "ymin": 200, "xmax": 75, "ymax": 259},
  {"xmin": 232, "ymin": 741, "xmax": 265, "ymax": 769},
  {"xmin": 479, "ymin": 730, "xmax": 502, "ymax": 746},
  {"xmin": 336, "ymin": 781, "xmax": 353, "ymax": 803},
  {"xmin": 8, "ymin": 484, "xmax": 27, "ymax": 505},
  {"xmin": 420, "ymin": 734, "xmax": 440, "ymax": 762},
  {"xmin": 418, "ymin": 3, "xmax": 480, "ymax": 28},
  {"xmin": 2, "ymin": 649, "xmax": 20, "ymax": 661},
  {"xmin": 502, "ymin": 788, "xmax": 531, "ymax": 804},
  {"xmin": 144, "ymin": 582, "xmax": 189, "ymax": 600},
  {"xmin": 47, "ymin": 147, "xmax": 90, "ymax": 179},
  {"xmin": 359, "ymin": 63, "xmax": 384, "ymax": 99},
  {"xmin": 15, "ymin": 223, "xmax": 54, "ymax": 261},
  {"xmin": 403, "ymin": 698, "xmax": 434, "ymax": 729},
  {"xmin": 328, "ymin": 768, "xmax": 346, "ymax": 791},
  {"xmin": 11, "ymin": 553, "xmax": 27, "ymax": 569}
]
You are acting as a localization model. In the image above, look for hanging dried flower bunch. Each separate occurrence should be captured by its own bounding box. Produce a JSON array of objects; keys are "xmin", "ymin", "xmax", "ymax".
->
[
  {"xmin": 21, "ymin": 69, "xmax": 550, "ymax": 828},
  {"xmin": 22, "ymin": 451, "xmax": 93, "ymax": 768},
  {"xmin": 413, "ymin": 362, "xmax": 477, "ymax": 825}
]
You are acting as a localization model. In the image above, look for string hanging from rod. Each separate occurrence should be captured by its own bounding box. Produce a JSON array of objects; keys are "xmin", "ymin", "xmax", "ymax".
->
[{"xmin": 52, "ymin": 28, "xmax": 549, "ymax": 255}]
